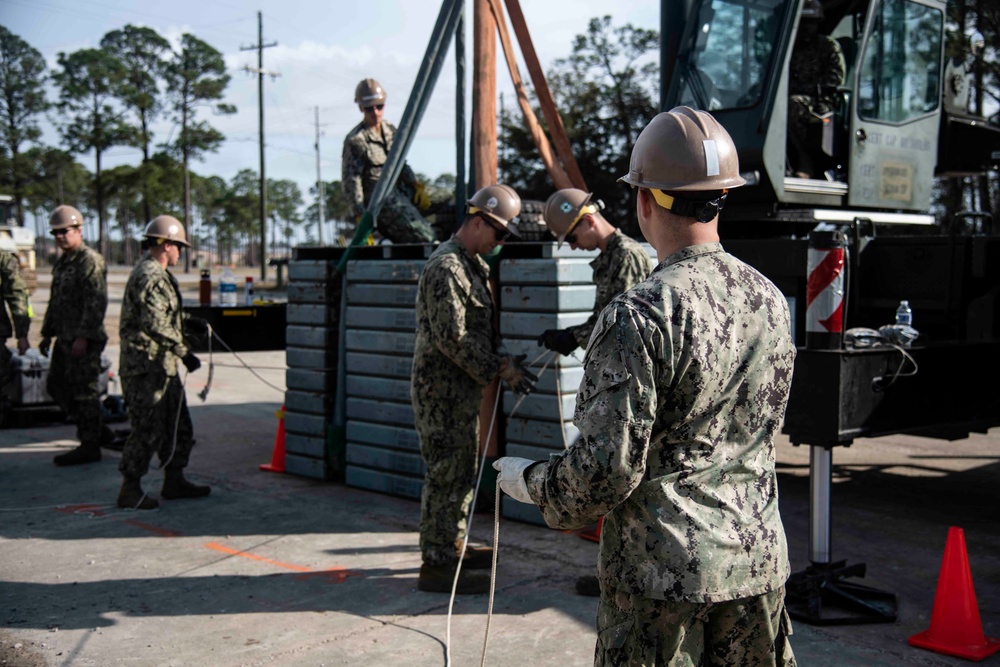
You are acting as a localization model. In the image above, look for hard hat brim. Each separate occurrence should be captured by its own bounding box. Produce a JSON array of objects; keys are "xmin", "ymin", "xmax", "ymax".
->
[{"xmin": 555, "ymin": 191, "xmax": 594, "ymax": 248}]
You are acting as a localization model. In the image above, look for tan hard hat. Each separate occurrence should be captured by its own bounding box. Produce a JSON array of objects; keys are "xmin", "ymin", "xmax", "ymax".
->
[
  {"xmin": 543, "ymin": 188, "xmax": 598, "ymax": 247},
  {"xmin": 49, "ymin": 205, "xmax": 84, "ymax": 230},
  {"xmin": 355, "ymin": 78, "xmax": 386, "ymax": 106},
  {"xmin": 467, "ymin": 183, "xmax": 521, "ymax": 229},
  {"xmin": 619, "ymin": 106, "xmax": 745, "ymax": 192},
  {"xmin": 144, "ymin": 215, "xmax": 190, "ymax": 247}
]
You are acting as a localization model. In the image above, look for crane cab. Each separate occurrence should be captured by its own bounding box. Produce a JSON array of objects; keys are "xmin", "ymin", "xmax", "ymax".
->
[{"xmin": 661, "ymin": 0, "xmax": 997, "ymax": 224}]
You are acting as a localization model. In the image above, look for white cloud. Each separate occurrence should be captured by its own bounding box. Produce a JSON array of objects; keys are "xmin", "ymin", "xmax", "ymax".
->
[{"xmin": 6, "ymin": 0, "xmax": 659, "ymax": 238}]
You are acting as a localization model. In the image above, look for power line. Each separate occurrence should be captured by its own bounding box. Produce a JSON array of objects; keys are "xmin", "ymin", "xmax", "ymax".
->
[
  {"xmin": 240, "ymin": 10, "xmax": 279, "ymax": 283},
  {"xmin": 315, "ymin": 106, "xmax": 326, "ymax": 245}
]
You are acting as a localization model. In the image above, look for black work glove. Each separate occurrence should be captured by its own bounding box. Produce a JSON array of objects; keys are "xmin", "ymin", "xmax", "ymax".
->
[
  {"xmin": 499, "ymin": 354, "xmax": 539, "ymax": 396},
  {"xmin": 181, "ymin": 352, "xmax": 202, "ymax": 373},
  {"xmin": 185, "ymin": 316, "xmax": 209, "ymax": 335},
  {"xmin": 538, "ymin": 328, "xmax": 579, "ymax": 356}
]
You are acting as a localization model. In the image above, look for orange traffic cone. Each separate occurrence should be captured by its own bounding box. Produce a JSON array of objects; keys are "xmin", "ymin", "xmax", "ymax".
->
[
  {"xmin": 579, "ymin": 516, "xmax": 604, "ymax": 543},
  {"xmin": 909, "ymin": 526, "xmax": 1000, "ymax": 661},
  {"xmin": 260, "ymin": 405, "xmax": 286, "ymax": 473}
]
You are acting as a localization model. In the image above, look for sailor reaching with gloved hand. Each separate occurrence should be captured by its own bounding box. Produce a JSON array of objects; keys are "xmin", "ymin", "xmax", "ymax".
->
[
  {"xmin": 537, "ymin": 188, "xmax": 652, "ymax": 358},
  {"xmin": 411, "ymin": 184, "xmax": 536, "ymax": 595}
]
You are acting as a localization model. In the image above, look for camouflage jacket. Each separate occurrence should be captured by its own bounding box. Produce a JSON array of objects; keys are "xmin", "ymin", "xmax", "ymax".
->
[
  {"xmin": 411, "ymin": 238, "xmax": 502, "ymax": 402},
  {"xmin": 527, "ymin": 242, "xmax": 796, "ymax": 603},
  {"xmin": 342, "ymin": 120, "xmax": 417, "ymax": 218},
  {"xmin": 790, "ymin": 33, "xmax": 845, "ymax": 114},
  {"xmin": 119, "ymin": 255, "xmax": 188, "ymax": 378},
  {"xmin": 41, "ymin": 244, "xmax": 107, "ymax": 343},
  {"xmin": 0, "ymin": 250, "xmax": 30, "ymax": 341},
  {"xmin": 568, "ymin": 229, "xmax": 653, "ymax": 347}
]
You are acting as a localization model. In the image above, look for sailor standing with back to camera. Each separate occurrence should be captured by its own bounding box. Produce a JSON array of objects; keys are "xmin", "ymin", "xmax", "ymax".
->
[{"xmin": 494, "ymin": 106, "xmax": 798, "ymax": 666}]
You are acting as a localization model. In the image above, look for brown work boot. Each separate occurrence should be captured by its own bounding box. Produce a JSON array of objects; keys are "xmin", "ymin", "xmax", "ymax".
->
[
  {"xmin": 53, "ymin": 443, "xmax": 101, "ymax": 466},
  {"xmin": 418, "ymin": 562, "xmax": 490, "ymax": 594},
  {"xmin": 161, "ymin": 469, "xmax": 211, "ymax": 500},
  {"xmin": 117, "ymin": 477, "xmax": 159, "ymax": 510},
  {"xmin": 575, "ymin": 574, "xmax": 601, "ymax": 597},
  {"xmin": 455, "ymin": 540, "xmax": 495, "ymax": 570}
]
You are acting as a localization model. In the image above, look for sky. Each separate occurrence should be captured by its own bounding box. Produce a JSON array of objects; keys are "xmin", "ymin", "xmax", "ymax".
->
[{"xmin": 3, "ymin": 0, "xmax": 660, "ymax": 235}]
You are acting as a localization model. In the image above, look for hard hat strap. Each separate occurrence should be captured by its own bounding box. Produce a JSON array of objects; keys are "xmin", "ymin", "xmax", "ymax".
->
[
  {"xmin": 564, "ymin": 204, "xmax": 598, "ymax": 238},
  {"xmin": 650, "ymin": 188, "xmax": 728, "ymax": 223}
]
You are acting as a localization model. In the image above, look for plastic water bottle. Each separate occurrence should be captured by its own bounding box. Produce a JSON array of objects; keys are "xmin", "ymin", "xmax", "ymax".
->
[
  {"xmin": 895, "ymin": 300, "xmax": 912, "ymax": 326},
  {"xmin": 219, "ymin": 267, "xmax": 237, "ymax": 307},
  {"xmin": 244, "ymin": 276, "xmax": 254, "ymax": 305}
]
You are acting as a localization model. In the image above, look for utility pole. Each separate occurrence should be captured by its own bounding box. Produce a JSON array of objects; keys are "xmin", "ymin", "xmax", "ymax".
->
[
  {"xmin": 314, "ymin": 106, "xmax": 325, "ymax": 245},
  {"xmin": 241, "ymin": 11, "xmax": 278, "ymax": 282}
]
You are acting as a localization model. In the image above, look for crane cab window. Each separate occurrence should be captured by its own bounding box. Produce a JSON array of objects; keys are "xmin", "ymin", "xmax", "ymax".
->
[
  {"xmin": 676, "ymin": 0, "xmax": 788, "ymax": 110},
  {"xmin": 858, "ymin": 0, "xmax": 943, "ymax": 123}
]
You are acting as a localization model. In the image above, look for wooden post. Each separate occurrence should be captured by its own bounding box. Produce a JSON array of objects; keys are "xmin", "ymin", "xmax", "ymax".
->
[
  {"xmin": 488, "ymin": 0, "xmax": 571, "ymax": 189},
  {"xmin": 473, "ymin": 0, "xmax": 501, "ymax": 459},
  {"xmin": 472, "ymin": 0, "xmax": 497, "ymax": 191},
  {"xmin": 504, "ymin": 0, "xmax": 587, "ymax": 191}
]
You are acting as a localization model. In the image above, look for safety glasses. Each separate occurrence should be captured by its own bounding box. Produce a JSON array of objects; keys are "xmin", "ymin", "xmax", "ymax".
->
[
  {"xmin": 478, "ymin": 213, "xmax": 513, "ymax": 242},
  {"xmin": 50, "ymin": 228, "xmax": 72, "ymax": 237},
  {"xmin": 363, "ymin": 104, "xmax": 384, "ymax": 112}
]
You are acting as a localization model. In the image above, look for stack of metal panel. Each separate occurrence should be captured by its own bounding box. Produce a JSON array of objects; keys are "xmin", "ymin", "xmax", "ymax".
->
[
  {"xmin": 342, "ymin": 255, "xmax": 428, "ymax": 499},
  {"xmin": 497, "ymin": 246, "xmax": 598, "ymax": 526},
  {"xmin": 283, "ymin": 258, "xmax": 340, "ymax": 480}
]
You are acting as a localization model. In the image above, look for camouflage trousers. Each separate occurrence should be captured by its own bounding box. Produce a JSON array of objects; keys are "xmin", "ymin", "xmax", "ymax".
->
[
  {"xmin": 595, "ymin": 586, "xmax": 796, "ymax": 667},
  {"xmin": 47, "ymin": 338, "xmax": 105, "ymax": 446},
  {"xmin": 375, "ymin": 188, "xmax": 436, "ymax": 244},
  {"xmin": 119, "ymin": 370, "xmax": 194, "ymax": 479},
  {"xmin": 413, "ymin": 388, "xmax": 481, "ymax": 566},
  {"xmin": 423, "ymin": 183, "xmax": 457, "ymax": 241}
]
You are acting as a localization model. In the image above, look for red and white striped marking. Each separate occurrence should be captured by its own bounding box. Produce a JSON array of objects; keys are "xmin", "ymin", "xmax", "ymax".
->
[{"xmin": 806, "ymin": 247, "xmax": 845, "ymax": 334}]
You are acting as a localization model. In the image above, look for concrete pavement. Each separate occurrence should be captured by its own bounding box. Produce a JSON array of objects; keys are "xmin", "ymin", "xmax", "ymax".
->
[{"xmin": 1, "ymin": 266, "xmax": 998, "ymax": 666}]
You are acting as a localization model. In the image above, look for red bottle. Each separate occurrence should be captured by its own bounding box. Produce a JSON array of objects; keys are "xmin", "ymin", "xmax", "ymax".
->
[{"xmin": 199, "ymin": 269, "xmax": 212, "ymax": 306}]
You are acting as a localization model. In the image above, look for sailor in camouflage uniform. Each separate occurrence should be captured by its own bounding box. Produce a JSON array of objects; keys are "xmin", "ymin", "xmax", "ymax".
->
[
  {"xmin": 0, "ymin": 248, "xmax": 31, "ymax": 384},
  {"xmin": 537, "ymin": 188, "xmax": 655, "ymax": 597},
  {"xmin": 42, "ymin": 205, "xmax": 109, "ymax": 467},
  {"xmin": 342, "ymin": 78, "xmax": 436, "ymax": 244},
  {"xmin": 787, "ymin": 0, "xmax": 845, "ymax": 178},
  {"xmin": 117, "ymin": 216, "xmax": 209, "ymax": 510},
  {"xmin": 412, "ymin": 184, "xmax": 537, "ymax": 594},
  {"xmin": 537, "ymin": 188, "xmax": 653, "ymax": 356},
  {"xmin": 495, "ymin": 108, "xmax": 797, "ymax": 666}
]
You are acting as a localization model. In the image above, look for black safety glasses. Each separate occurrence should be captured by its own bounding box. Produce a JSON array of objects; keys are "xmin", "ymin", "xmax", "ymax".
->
[
  {"xmin": 363, "ymin": 104, "xmax": 384, "ymax": 112},
  {"xmin": 478, "ymin": 213, "xmax": 512, "ymax": 242}
]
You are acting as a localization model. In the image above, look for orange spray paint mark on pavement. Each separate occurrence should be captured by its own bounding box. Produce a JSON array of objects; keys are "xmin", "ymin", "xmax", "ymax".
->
[
  {"xmin": 293, "ymin": 569, "xmax": 359, "ymax": 584},
  {"xmin": 204, "ymin": 542, "xmax": 360, "ymax": 583},
  {"xmin": 124, "ymin": 520, "xmax": 181, "ymax": 537},
  {"xmin": 56, "ymin": 504, "xmax": 107, "ymax": 517}
]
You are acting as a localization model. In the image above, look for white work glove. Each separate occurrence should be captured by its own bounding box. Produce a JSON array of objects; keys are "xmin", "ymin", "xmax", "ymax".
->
[{"xmin": 493, "ymin": 457, "xmax": 537, "ymax": 505}]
